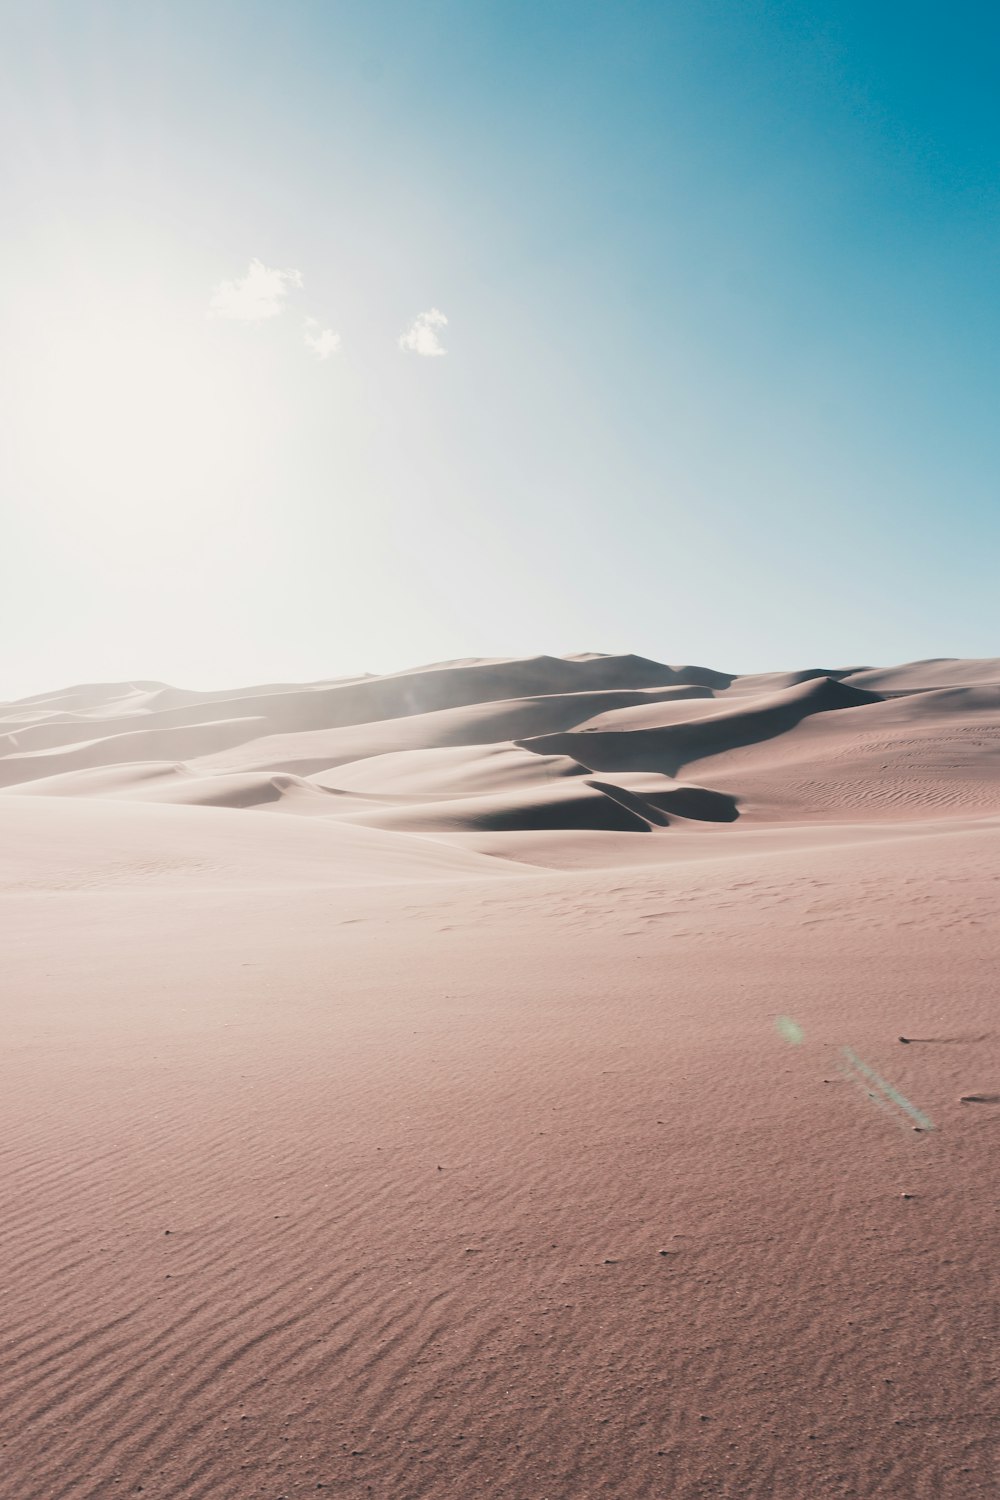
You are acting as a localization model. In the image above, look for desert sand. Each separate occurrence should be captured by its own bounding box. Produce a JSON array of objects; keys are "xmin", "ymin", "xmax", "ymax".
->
[{"xmin": 1, "ymin": 653, "xmax": 997, "ymax": 1498}]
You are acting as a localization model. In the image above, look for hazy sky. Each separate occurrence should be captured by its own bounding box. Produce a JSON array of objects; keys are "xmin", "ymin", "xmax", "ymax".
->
[{"xmin": 2, "ymin": 1, "xmax": 998, "ymax": 697}]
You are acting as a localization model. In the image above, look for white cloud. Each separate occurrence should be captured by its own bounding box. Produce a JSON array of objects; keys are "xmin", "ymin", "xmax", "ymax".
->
[
  {"xmin": 398, "ymin": 307, "xmax": 448, "ymax": 357},
  {"xmin": 303, "ymin": 318, "xmax": 341, "ymax": 360},
  {"xmin": 209, "ymin": 258, "xmax": 303, "ymax": 321}
]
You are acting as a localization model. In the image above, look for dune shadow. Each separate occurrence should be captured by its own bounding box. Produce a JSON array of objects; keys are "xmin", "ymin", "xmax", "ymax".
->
[
  {"xmin": 515, "ymin": 677, "xmax": 882, "ymax": 776},
  {"xmin": 588, "ymin": 779, "xmax": 739, "ymax": 825}
]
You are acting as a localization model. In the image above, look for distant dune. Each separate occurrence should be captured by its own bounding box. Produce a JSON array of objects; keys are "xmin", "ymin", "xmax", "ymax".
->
[
  {"xmin": 3, "ymin": 653, "xmax": 998, "ymax": 854},
  {"xmin": 1, "ymin": 654, "xmax": 997, "ymax": 1499}
]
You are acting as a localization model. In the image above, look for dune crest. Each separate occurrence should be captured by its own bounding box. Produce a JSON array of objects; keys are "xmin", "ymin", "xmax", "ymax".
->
[{"xmin": 3, "ymin": 655, "xmax": 1000, "ymax": 848}]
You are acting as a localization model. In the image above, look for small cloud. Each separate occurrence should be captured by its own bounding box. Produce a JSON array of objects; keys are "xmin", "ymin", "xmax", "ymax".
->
[
  {"xmin": 210, "ymin": 258, "xmax": 303, "ymax": 321},
  {"xmin": 399, "ymin": 307, "xmax": 448, "ymax": 357},
  {"xmin": 303, "ymin": 318, "xmax": 341, "ymax": 360}
]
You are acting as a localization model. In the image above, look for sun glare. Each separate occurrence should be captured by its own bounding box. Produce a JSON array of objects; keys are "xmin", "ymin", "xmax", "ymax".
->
[{"xmin": 12, "ymin": 270, "xmax": 279, "ymax": 556}]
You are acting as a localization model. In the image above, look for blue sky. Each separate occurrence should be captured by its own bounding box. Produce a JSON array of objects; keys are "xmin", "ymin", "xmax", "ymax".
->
[{"xmin": 1, "ymin": 1, "xmax": 997, "ymax": 695}]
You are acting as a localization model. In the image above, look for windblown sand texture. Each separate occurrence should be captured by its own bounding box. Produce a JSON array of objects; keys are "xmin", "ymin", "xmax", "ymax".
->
[{"xmin": 2, "ymin": 653, "xmax": 998, "ymax": 1498}]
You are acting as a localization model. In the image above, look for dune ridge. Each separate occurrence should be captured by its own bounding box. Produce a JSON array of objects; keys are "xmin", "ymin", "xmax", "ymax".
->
[{"xmin": 4, "ymin": 653, "xmax": 998, "ymax": 841}]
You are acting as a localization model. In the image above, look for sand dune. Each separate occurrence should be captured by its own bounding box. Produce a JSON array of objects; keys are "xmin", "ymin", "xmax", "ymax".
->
[
  {"xmin": 842, "ymin": 657, "xmax": 1000, "ymax": 690},
  {"xmin": 6, "ymin": 658, "xmax": 996, "ymax": 830},
  {"xmin": 683, "ymin": 685, "xmax": 1000, "ymax": 823},
  {"xmin": 515, "ymin": 677, "xmax": 880, "ymax": 778},
  {"xmin": 2, "ymin": 653, "xmax": 998, "ymax": 1499},
  {"xmin": 8, "ymin": 761, "xmax": 350, "ymax": 814},
  {"xmin": 0, "ymin": 792, "xmax": 505, "ymax": 892},
  {"xmin": 340, "ymin": 778, "xmax": 661, "ymax": 834},
  {"xmin": 312, "ymin": 743, "xmax": 589, "ymax": 797}
]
